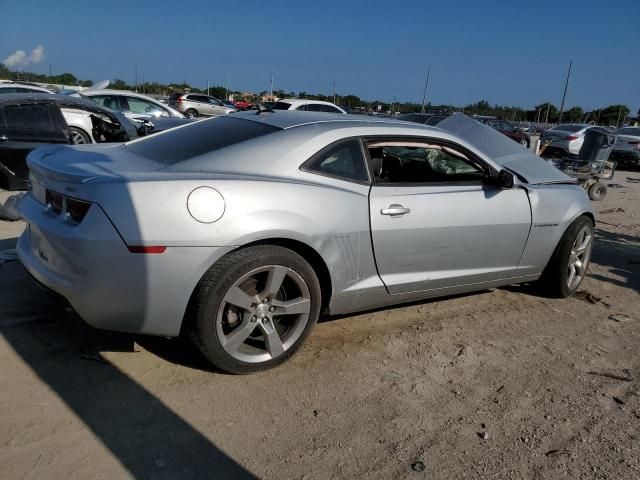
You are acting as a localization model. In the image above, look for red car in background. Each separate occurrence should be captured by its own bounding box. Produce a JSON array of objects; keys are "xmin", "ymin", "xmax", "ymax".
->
[
  {"xmin": 232, "ymin": 100, "xmax": 255, "ymax": 111},
  {"xmin": 481, "ymin": 119, "xmax": 530, "ymax": 148}
]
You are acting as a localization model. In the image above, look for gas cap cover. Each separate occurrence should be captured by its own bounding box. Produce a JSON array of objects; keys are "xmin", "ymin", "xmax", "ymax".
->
[{"xmin": 187, "ymin": 187, "xmax": 225, "ymax": 223}]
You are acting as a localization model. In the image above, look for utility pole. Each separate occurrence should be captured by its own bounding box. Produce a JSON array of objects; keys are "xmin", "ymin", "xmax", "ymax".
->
[
  {"xmin": 333, "ymin": 71, "xmax": 336, "ymax": 105},
  {"xmin": 558, "ymin": 60, "xmax": 572, "ymax": 123},
  {"xmin": 544, "ymin": 104, "xmax": 550, "ymax": 124},
  {"xmin": 615, "ymin": 108, "xmax": 622, "ymax": 128},
  {"xmin": 134, "ymin": 65, "xmax": 138, "ymax": 92},
  {"xmin": 420, "ymin": 66, "xmax": 431, "ymax": 113},
  {"xmin": 49, "ymin": 64, "xmax": 52, "ymax": 79},
  {"xmin": 536, "ymin": 106, "xmax": 541, "ymax": 124},
  {"xmin": 270, "ymin": 72, "xmax": 274, "ymax": 99},
  {"xmin": 226, "ymin": 73, "xmax": 230, "ymax": 101},
  {"xmin": 207, "ymin": 80, "xmax": 210, "ymax": 96}
]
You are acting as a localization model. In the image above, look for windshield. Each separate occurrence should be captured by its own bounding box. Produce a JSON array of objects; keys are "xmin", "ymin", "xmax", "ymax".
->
[
  {"xmin": 550, "ymin": 124, "xmax": 583, "ymax": 133},
  {"xmin": 126, "ymin": 116, "xmax": 280, "ymax": 164}
]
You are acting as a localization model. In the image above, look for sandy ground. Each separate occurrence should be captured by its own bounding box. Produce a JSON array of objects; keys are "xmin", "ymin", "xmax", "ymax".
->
[{"xmin": 0, "ymin": 174, "xmax": 639, "ymax": 480}]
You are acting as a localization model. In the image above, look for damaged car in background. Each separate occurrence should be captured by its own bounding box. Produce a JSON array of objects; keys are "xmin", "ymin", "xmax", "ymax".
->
[
  {"xmin": 0, "ymin": 93, "xmax": 142, "ymax": 190},
  {"xmin": 18, "ymin": 112, "xmax": 594, "ymax": 374}
]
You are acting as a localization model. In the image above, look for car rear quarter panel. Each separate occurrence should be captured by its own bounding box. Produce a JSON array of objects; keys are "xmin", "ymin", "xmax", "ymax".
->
[
  {"xmin": 96, "ymin": 176, "xmax": 381, "ymax": 315},
  {"xmin": 517, "ymin": 183, "xmax": 594, "ymax": 276}
]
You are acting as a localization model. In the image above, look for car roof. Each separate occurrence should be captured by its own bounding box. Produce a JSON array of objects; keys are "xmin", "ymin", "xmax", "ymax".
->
[
  {"xmin": 0, "ymin": 92, "xmax": 116, "ymax": 116},
  {"xmin": 0, "ymin": 82, "xmax": 53, "ymax": 92},
  {"xmin": 82, "ymin": 89, "xmax": 162, "ymax": 100},
  {"xmin": 231, "ymin": 110, "xmax": 431, "ymax": 130},
  {"xmin": 277, "ymin": 98, "xmax": 341, "ymax": 107}
]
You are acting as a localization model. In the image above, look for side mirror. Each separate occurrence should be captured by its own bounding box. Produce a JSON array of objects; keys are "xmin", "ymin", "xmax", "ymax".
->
[{"xmin": 497, "ymin": 170, "xmax": 515, "ymax": 189}]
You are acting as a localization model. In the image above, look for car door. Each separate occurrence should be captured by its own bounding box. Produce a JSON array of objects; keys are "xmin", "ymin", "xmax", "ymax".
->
[
  {"xmin": 0, "ymin": 103, "xmax": 70, "ymax": 189},
  {"xmin": 121, "ymin": 96, "xmax": 167, "ymax": 119},
  {"xmin": 206, "ymin": 97, "xmax": 227, "ymax": 116},
  {"xmin": 366, "ymin": 138, "xmax": 531, "ymax": 295}
]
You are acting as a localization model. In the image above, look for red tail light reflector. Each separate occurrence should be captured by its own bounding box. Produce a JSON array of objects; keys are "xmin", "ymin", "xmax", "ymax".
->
[
  {"xmin": 127, "ymin": 246, "xmax": 167, "ymax": 254},
  {"xmin": 565, "ymin": 135, "xmax": 578, "ymax": 141}
]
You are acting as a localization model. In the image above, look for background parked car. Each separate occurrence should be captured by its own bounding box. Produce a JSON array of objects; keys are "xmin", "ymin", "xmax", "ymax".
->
[
  {"xmin": 0, "ymin": 93, "xmax": 142, "ymax": 190},
  {"xmin": 232, "ymin": 100, "xmax": 255, "ymax": 111},
  {"xmin": 397, "ymin": 113, "xmax": 449, "ymax": 126},
  {"xmin": 540, "ymin": 124, "xmax": 610, "ymax": 158},
  {"xmin": 168, "ymin": 93, "xmax": 236, "ymax": 118},
  {"xmin": 1, "ymin": 82, "xmax": 101, "ymax": 144},
  {"xmin": 480, "ymin": 119, "xmax": 530, "ymax": 148},
  {"xmin": 611, "ymin": 126, "xmax": 640, "ymax": 168},
  {"xmin": 81, "ymin": 89, "xmax": 184, "ymax": 120},
  {"xmin": 271, "ymin": 99, "xmax": 347, "ymax": 113}
]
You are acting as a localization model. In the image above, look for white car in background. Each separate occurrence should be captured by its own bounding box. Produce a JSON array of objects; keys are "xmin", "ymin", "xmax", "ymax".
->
[
  {"xmin": 80, "ymin": 89, "xmax": 184, "ymax": 120},
  {"xmin": 612, "ymin": 126, "xmax": 640, "ymax": 167},
  {"xmin": 271, "ymin": 98, "xmax": 347, "ymax": 114},
  {"xmin": 540, "ymin": 124, "xmax": 610, "ymax": 158},
  {"xmin": 0, "ymin": 81, "xmax": 97, "ymax": 144}
]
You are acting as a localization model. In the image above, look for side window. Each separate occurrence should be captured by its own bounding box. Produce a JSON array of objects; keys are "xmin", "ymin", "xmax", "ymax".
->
[
  {"xmin": 208, "ymin": 97, "xmax": 222, "ymax": 105},
  {"xmin": 91, "ymin": 95, "xmax": 120, "ymax": 111},
  {"xmin": 295, "ymin": 104, "xmax": 310, "ymax": 111},
  {"xmin": 125, "ymin": 96, "xmax": 164, "ymax": 115},
  {"xmin": 305, "ymin": 139, "xmax": 369, "ymax": 183},
  {"xmin": 367, "ymin": 141, "xmax": 485, "ymax": 184},
  {"xmin": 322, "ymin": 105, "xmax": 342, "ymax": 113},
  {"xmin": 3, "ymin": 104, "xmax": 55, "ymax": 131}
]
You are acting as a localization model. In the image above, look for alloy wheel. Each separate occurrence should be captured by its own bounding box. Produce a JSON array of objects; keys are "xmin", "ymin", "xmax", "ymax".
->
[
  {"xmin": 215, "ymin": 265, "xmax": 311, "ymax": 363},
  {"xmin": 566, "ymin": 225, "xmax": 593, "ymax": 290},
  {"xmin": 70, "ymin": 129, "xmax": 89, "ymax": 144}
]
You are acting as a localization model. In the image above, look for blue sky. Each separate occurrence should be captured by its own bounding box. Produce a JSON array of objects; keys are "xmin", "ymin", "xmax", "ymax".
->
[{"xmin": 2, "ymin": 0, "xmax": 638, "ymax": 110}]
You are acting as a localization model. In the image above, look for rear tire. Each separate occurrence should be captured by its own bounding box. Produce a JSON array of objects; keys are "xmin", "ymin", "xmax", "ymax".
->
[
  {"xmin": 185, "ymin": 109, "xmax": 198, "ymax": 118},
  {"xmin": 70, "ymin": 127, "xmax": 91, "ymax": 144},
  {"xmin": 588, "ymin": 182, "xmax": 607, "ymax": 201},
  {"xmin": 187, "ymin": 245, "xmax": 322, "ymax": 374},
  {"xmin": 539, "ymin": 216, "xmax": 594, "ymax": 298}
]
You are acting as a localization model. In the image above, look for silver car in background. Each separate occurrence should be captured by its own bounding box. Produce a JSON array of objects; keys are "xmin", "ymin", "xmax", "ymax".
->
[
  {"xmin": 541, "ymin": 124, "xmax": 610, "ymax": 158},
  {"xmin": 81, "ymin": 89, "xmax": 185, "ymax": 119},
  {"xmin": 18, "ymin": 112, "xmax": 594, "ymax": 374},
  {"xmin": 611, "ymin": 126, "xmax": 640, "ymax": 167},
  {"xmin": 169, "ymin": 93, "xmax": 236, "ymax": 118}
]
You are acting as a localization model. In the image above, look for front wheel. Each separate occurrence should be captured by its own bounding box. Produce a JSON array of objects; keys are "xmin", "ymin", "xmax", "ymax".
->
[
  {"xmin": 539, "ymin": 216, "xmax": 594, "ymax": 297},
  {"xmin": 187, "ymin": 245, "xmax": 322, "ymax": 374},
  {"xmin": 520, "ymin": 138, "xmax": 529, "ymax": 148}
]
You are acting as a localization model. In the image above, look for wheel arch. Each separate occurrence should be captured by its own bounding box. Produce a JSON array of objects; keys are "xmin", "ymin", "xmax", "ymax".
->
[{"xmin": 180, "ymin": 237, "xmax": 333, "ymax": 335}]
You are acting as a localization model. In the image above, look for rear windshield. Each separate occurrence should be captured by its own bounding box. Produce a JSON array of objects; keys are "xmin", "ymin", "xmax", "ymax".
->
[
  {"xmin": 550, "ymin": 124, "xmax": 583, "ymax": 132},
  {"xmin": 126, "ymin": 116, "xmax": 280, "ymax": 164},
  {"xmin": 272, "ymin": 101, "xmax": 292, "ymax": 110},
  {"xmin": 617, "ymin": 127, "xmax": 640, "ymax": 136}
]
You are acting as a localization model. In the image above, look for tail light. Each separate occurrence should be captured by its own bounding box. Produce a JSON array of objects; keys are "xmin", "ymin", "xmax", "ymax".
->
[
  {"xmin": 176, "ymin": 97, "xmax": 183, "ymax": 105},
  {"xmin": 565, "ymin": 135, "xmax": 578, "ymax": 141},
  {"xmin": 628, "ymin": 141, "xmax": 640, "ymax": 149},
  {"xmin": 45, "ymin": 189, "xmax": 92, "ymax": 223}
]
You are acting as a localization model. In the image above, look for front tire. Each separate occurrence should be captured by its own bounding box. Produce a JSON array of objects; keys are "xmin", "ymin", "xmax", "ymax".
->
[
  {"xmin": 187, "ymin": 245, "xmax": 322, "ymax": 374},
  {"xmin": 539, "ymin": 216, "xmax": 594, "ymax": 298},
  {"xmin": 185, "ymin": 108, "xmax": 198, "ymax": 118}
]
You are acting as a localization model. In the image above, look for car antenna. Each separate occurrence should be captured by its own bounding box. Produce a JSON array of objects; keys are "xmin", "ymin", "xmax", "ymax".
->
[{"xmin": 255, "ymin": 102, "xmax": 274, "ymax": 115}]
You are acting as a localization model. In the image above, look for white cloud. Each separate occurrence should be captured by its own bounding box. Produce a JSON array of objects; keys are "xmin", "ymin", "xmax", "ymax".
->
[{"xmin": 2, "ymin": 45, "xmax": 45, "ymax": 68}]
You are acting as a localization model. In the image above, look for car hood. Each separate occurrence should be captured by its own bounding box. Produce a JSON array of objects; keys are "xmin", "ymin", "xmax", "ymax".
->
[{"xmin": 437, "ymin": 113, "xmax": 573, "ymax": 184}]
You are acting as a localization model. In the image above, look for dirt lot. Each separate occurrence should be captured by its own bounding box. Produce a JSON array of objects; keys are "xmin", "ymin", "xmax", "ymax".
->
[{"xmin": 1, "ymin": 174, "xmax": 639, "ymax": 480}]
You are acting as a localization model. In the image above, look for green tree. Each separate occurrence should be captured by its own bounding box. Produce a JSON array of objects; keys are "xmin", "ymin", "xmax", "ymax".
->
[
  {"xmin": 342, "ymin": 95, "xmax": 361, "ymax": 108},
  {"xmin": 599, "ymin": 104, "xmax": 630, "ymax": 126}
]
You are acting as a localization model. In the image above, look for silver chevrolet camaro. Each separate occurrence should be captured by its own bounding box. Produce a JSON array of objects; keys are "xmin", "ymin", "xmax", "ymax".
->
[{"xmin": 18, "ymin": 111, "xmax": 594, "ymax": 374}]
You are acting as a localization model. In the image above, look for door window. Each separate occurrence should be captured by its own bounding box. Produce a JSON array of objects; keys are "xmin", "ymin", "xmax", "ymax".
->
[
  {"xmin": 3, "ymin": 104, "xmax": 55, "ymax": 130},
  {"xmin": 367, "ymin": 141, "xmax": 485, "ymax": 184},
  {"xmin": 304, "ymin": 139, "xmax": 369, "ymax": 183}
]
